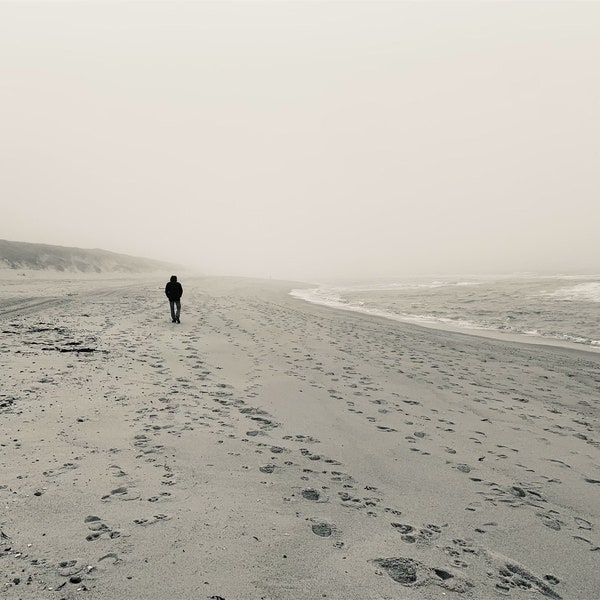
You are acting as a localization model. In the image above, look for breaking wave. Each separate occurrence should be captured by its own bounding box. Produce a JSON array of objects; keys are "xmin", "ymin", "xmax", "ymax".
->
[{"xmin": 290, "ymin": 278, "xmax": 600, "ymax": 351}]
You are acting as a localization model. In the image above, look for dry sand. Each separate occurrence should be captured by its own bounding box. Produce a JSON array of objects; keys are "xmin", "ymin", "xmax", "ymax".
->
[{"xmin": 1, "ymin": 274, "xmax": 599, "ymax": 599}]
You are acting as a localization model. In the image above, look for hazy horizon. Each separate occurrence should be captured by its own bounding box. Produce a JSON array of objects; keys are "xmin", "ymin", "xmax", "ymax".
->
[{"xmin": 2, "ymin": 1, "xmax": 599, "ymax": 280}]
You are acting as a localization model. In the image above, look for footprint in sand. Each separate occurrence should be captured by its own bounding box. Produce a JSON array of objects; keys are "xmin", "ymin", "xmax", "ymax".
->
[
  {"xmin": 43, "ymin": 462, "xmax": 79, "ymax": 477},
  {"xmin": 572, "ymin": 535, "xmax": 600, "ymax": 551},
  {"xmin": 259, "ymin": 464, "xmax": 277, "ymax": 474},
  {"xmin": 57, "ymin": 559, "xmax": 87, "ymax": 577},
  {"xmin": 301, "ymin": 488, "xmax": 326, "ymax": 502},
  {"xmin": 98, "ymin": 552, "xmax": 120, "ymax": 566},
  {"xmin": 311, "ymin": 522, "xmax": 334, "ymax": 537},
  {"xmin": 108, "ymin": 464, "xmax": 127, "ymax": 478},
  {"xmin": 84, "ymin": 515, "xmax": 120, "ymax": 541},
  {"xmin": 373, "ymin": 556, "xmax": 470, "ymax": 592},
  {"xmin": 391, "ymin": 523, "xmax": 414, "ymax": 534},
  {"xmin": 574, "ymin": 517, "xmax": 592, "ymax": 530},
  {"xmin": 102, "ymin": 486, "xmax": 140, "ymax": 502},
  {"xmin": 147, "ymin": 492, "xmax": 172, "ymax": 503},
  {"xmin": 384, "ymin": 507, "xmax": 403, "ymax": 516},
  {"xmin": 133, "ymin": 514, "xmax": 170, "ymax": 526},
  {"xmin": 374, "ymin": 557, "xmax": 418, "ymax": 584},
  {"xmin": 537, "ymin": 512, "xmax": 563, "ymax": 531},
  {"xmin": 495, "ymin": 561, "xmax": 562, "ymax": 599}
]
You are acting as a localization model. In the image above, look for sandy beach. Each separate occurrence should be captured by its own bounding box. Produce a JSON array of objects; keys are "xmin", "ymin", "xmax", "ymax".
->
[{"xmin": 1, "ymin": 274, "xmax": 599, "ymax": 599}]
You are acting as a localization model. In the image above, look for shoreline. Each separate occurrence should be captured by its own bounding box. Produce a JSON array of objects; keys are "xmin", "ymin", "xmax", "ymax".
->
[
  {"xmin": 1, "ymin": 276, "xmax": 598, "ymax": 599},
  {"xmin": 288, "ymin": 288, "xmax": 600, "ymax": 357}
]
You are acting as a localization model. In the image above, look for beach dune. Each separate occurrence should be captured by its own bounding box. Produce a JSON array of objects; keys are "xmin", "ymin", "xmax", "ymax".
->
[{"xmin": 1, "ymin": 275, "xmax": 598, "ymax": 599}]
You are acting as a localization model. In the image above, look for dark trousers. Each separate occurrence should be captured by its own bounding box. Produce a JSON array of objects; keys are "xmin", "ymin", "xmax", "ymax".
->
[{"xmin": 169, "ymin": 300, "xmax": 181, "ymax": 321}]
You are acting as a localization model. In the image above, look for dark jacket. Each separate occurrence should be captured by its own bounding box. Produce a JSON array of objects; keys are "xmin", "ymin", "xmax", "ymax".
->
[{"xmin": 165, "ymin": 280, "xmax": 183, "ymax": 301}]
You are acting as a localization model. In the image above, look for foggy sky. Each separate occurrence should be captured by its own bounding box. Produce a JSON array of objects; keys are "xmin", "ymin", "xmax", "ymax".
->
[{"xmin": 2, "ymin": 1, "xmax": 599, "ymax": 280}]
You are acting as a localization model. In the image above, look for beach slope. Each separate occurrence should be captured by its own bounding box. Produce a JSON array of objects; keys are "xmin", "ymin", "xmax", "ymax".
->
[{"xmin": 1, "ymin": 276, "xmax": 598, "ymax": 599}]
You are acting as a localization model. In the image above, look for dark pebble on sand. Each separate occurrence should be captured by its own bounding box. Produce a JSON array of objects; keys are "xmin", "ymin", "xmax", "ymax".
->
[{"xmin": 69, "ymin": 576, "xmax": 82, "ymax": 584}]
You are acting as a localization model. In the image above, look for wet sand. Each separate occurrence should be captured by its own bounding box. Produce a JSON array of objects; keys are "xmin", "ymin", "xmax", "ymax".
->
[{"xmin": 1, "ymin": 275, "xmax": 599, "ymax": 599}]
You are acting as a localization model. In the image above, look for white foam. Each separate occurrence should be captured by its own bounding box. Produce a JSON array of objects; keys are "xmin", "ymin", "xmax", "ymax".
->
[
  {"xmin": 290, "ymin": 286, "xmax": 600, "ymax": 352},
  {"xmin": 290, "ymin": 287, "xmax": 489, "ymax": 332},
  {"xmin": 294, "ymin": 279, "xmax": 483, "ymax": 296},
  {"xmin": 545, "ymin": 282, "xmax": 600, "ymax": 303}
]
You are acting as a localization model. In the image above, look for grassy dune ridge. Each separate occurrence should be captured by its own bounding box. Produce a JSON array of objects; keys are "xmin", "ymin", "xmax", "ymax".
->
[{"xmin": 0, "ymin": 239, "xmax": 175, "ymax": 273}]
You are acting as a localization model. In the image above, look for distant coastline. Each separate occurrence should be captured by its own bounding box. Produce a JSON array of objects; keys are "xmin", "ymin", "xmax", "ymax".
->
[{"xmin": 0, "ymin": 239, "xmax": 177, "ymax": 274}]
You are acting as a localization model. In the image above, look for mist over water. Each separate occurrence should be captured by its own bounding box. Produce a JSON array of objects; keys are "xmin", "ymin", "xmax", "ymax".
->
[{"xmin": 292, "ymin": 275, "xmax": 600, "ymax": 350}]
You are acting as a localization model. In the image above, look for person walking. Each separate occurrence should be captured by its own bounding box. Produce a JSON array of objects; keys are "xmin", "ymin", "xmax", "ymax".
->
[{"xmin": 165, "ymin": 275, "xmax": 183, "ymax": 323}]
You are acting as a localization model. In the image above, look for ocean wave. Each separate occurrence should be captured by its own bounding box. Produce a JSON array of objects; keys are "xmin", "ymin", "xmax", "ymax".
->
[
  {"xmin": 306, "ymin": 280, "xmax": 484, "ymax": 294},
  {"xmin": 544, "ymin": 282, "xmax": 600, "ymax": 303},
  {"xmin": 290, "ymin": 288, "xmax": 509, "ymax": 333},
  {"xmin": 290, "ymin": 287, "xmax": 600, "ymax": 350}
]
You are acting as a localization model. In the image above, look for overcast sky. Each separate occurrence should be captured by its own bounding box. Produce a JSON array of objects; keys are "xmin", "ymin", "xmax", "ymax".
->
[{"xmin": 1, "ymin": 1, "xmax": 599, "ymax": 279}]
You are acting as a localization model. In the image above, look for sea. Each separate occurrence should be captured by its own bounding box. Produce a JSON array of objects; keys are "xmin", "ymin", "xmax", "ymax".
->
[{"xmin": 290, "ymin": 275, "xmax": 600, "ymax": 352}]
